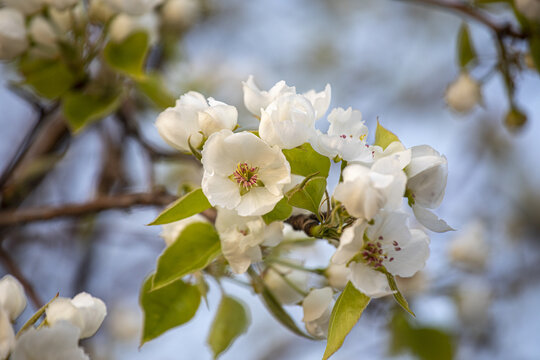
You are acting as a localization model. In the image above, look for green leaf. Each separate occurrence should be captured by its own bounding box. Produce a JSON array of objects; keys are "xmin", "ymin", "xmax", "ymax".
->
[
  {"xmin": 384, "ymin": 271, "xmax": 415, "ymax": 317},
  {"xmin": 135, "ymin": 74, "xmax": 176, "ymax": 109},
  {"xmin": 63, "ymin": 91, "xmax": 121, "ymax": 132},
  {"xmin": 374, "ymin": 121, "xmax": 400, "ymax": 150},
  {"xmin": 262, "ymin": 197, "xmax": 293, "ymax": 224},
  {"xmin": 152, "ymin": 222, "xmax": 221, "ymax": 290},
  {"xmin": 529, "ymin": 35, "xmax": 540, "ymax": 74},
  {"xmin": 104, "ymin": 31, "xmax": 149, "ymax": 77},
  {"xmin": 390, "ymin": 311, "xmax": 454, "ymax": 360},
  {"xmin": 149, "ymin": 188, "xmax": 211, "ymax": 225},
  {"xmin": 504, "ymin": 107, "xmax": 527, "ymax": 131},
  {"xmin": 282, "ymin": 143, "xmax": 330, "ymax": 178},
  {"xmin": 286, "ymin": 176, "xmax": 326, "ymax": 214},
  {"xmin": 18, "ymin": 58, "xmax": 76, "ymax": 99},
  {"xmin": 207, "ymin": 296, "xmax": 250, "ymax": 359},
  {"xmin": 140, "ymin": 274, "xmax": 201, "ymax": 345},
  {"xmin": 457, "ymin": 23, "xmax": 477, "ymax": 68},
  {"xmin": 323, "ymin": 282, "xmax": 370, "ymax": 360}
]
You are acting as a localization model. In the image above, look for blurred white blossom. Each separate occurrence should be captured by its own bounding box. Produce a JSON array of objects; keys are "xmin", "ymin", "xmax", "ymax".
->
[
  {"xmin": 0, "ymin": 275, "xmax": 27, "ymax": 321},
  {"xmin": 0, "ymin": 8, "xmax": 28, "ymax": 60},
  {"xmin": 448, "ymin": 220, "xmax": 488, "ymax": 270},
  {"xmin": 160, "ymin": 214, "xmax": 208, "ymax": 246},
  {"xmin": 264, "ymin": 264, "xmax": 309, "ymax": 304},
  {"xmin": 445, "ymin": 72, "xmax": 481, "ymax": 113},
  {"xmin": 302, "ymin": 287, "xmax": 334, "ymax": 338}
]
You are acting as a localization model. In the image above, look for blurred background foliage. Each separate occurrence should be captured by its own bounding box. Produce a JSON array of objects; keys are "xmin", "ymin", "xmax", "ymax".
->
[{"xmin": 0, "ymin": 0, "xmax": 539, "ymax": 359}]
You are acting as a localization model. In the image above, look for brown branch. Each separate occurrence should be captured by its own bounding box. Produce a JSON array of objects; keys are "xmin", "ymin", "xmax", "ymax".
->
[
  {"xmin": 0, "ymin": 192, "xmax": 179, "ymax": 227},
  {"xmin": 401, "ymin": 0, "xmax": 527, "ymax": 38},
  {"xmin": 285, "ymin": 214, "xmax": 320, "ymax": 237},
  {"xmin": 0, "ymin": 247, "xmax": 43, "ymax": 309}
]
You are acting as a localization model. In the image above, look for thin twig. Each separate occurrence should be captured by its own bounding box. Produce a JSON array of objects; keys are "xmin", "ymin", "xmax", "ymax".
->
[
  {"xmin": 0, "ymin": 247, "xmax": 44, "ymax": 309},
  {"xmin": 401, "ymin": 0, "xmax": 527, "ymax": 38},
  {"xmin": 0, "ymin": 192, "xmax": 178, "ymax": 227}
]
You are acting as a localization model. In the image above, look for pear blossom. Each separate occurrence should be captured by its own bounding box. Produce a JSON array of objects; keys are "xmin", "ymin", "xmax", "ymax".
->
[
  {"xmin": 445, "ymin": 72, "xmax": 482, "ymax": 113},
  {"xmin": 109, "ymin": 13, "xmax": 159, "ymax": 44},
  {"xmin": 448, "ymin": 220, "xmax": 488, "ymax": 270},
  {"xmin": 103, "ymin": 0, "xmax": 163, "ymax": 15},
  {"xmin": 215, "ymin": 207, "xmax": 283, "ymax": 273},
  {"xmin": 161, "ymin": 0, "xmax": 201, "ymax": 28},
  {"xmin": 456, "ymin": 279, "xmax": 492, "ymax": 331},
  {"xmin": 302, "ymin": 287, "xmax": 334, "ymax": 338},
  {"xmin": 259, "ymin": 93, "xmax": 317, "ymax": 149},
  {"xmin": 89, "ymin": 0, "xmax": 116, "ymax": 22},
  {"xmin": 12, "ymin": 321, "xmax": 89, "ymax": 360},
  {"xmin": 29, "ymin": 16, "xmax": 59, "ymax": 50},
  {"xmin": 0, "ymin": 309, "xmax": 15, "ymax": 360},
  {"xmin": 332, "ymin": 211, "xmax": 430, "ymax": 297},
  {"xmin": 302, "ymin": 84, "xmax": 331, "ymax": 119},
  {"xmin": 515, "ymin": 0, "xmax": 540, "ymax": 21},
  {"xmin": 0, "ymin": 8, "xmax": 28, "ymax": 60},
  {"xmin": 405, "ymin": 145, "xmax": 453, "ymax": 232},
  {"xmin": 334, "ymin": 154, "xmax": 409, "ymax": 221},
  {"xmin": 160, "ymin": 214, "xmax": 208, "ymax": 246},
  {"xmin": 45, "ymin": 292, "xmax": 107, "ymax": 339},
  {"xmin": 156, "ymin": 92, "xmax": 238, "ymax": 153},
  {"xmin": 2, "ymin": 0, "xmax": 44, "ymax": 15},
  {"xmin": 201, "ymin": 130, "xmax": 291, "ymax": 216},
  {"xmin": 325, "ymin": 263, "xmax": 350, "ymax": 290},
  {"xmin": 372, "ymin": 141, "xmax": 411, "ymax": 169},
  {"xmin": 310, "ymin": 107, "xmax": 374, "ymax": 162},
  {"xmin": 242, "ymin": 76, "xmax": 296, "ymax": 117},
  {"xmin": 108, "ymin": 305, "xmax": 141, "ymax": 341},
  {"xmin": 263, "ymin": 263, "xmax": 309, "ymax": 304},
  {"xmin": 0, "ymin": 275, "xmax": 27, "ymax": 321}
]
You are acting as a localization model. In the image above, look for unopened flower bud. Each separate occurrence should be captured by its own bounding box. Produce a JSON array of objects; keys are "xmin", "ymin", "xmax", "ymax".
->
[
  {"xmin": 515, "ymin": 0, "xmax": 540, "ymax": 22},
  {"xmin": 161, "ymin": 0, "xmax": 201, "ymax": 29},
  {"xmin": 0, "ymin": 8, "xmax": 28, "ymax": 60},
  {"xmin": 0, "ymin": 275, "xmax": 27, "ymax": 321},
  {"xmin": 445, "ymin": 72, "xmax": 481, "ymax": 113},
  {"xmin": 504, "ymin": 107, "xmax": 527, "ymax": 132}
]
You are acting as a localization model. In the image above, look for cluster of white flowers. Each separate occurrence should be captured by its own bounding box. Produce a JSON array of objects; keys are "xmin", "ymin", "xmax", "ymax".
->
[
  {"xmin": 155, "ymin": 76, "xmax": 451, "ymax": 338},
  {"xmin": 0, "ymin": 0, "xmax": 200, "ymax": 61},
  {"xmin": 0, "ymin": 275, "xmax": 106, "ymax": 360}
]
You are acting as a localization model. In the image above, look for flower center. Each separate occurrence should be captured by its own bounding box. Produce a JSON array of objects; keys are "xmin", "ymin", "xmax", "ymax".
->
[
  {"xmin": 230, "ymin": 162, "xmax": 262, "ymax": 195},
  {"xmin": 355, "ymin": 235, "xmax": 401, "ymax": 269}
]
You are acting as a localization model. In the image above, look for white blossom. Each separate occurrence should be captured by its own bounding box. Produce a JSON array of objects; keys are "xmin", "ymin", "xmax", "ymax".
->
[
  {"xmin": 160, "ymin": 214, "xmax": 208, "ymax": 247},
  {"xmin": 515, "ymin": 0, "xmax": 540, "ymax": 22},
  {"xmin": 0, "ymin": 309, "xmax": 15, "ymax": 360},
  {"xmin": 108, "ymin": 305, "xmax": 141, "ymax": 341},
  {"xmin": 310, "ymin": 107, "xmax": 374, "ymax": 162},
  {"xmin": 445, "ymin": 72, "xmax": 482, "ymax": 113},
  {"xmin": 201, "ymin": 130, "xmax": 291, "ymax": 216},
  {"xmin": 45, "ymin": 292, "xmax": 106, "ymax": 339},
  {"xmin": 325, "ymin": 263, "xmax": 350, "ymax": 290},
  {"xmin": 302, "ymin": 84, "xmax": 331, "ymax": 119},
  {"xmin": 0, "ymin": 8, "xmax": 28, "ymax": 60},
  {"xmin": 161, "ymin": 0, "xmax": 201, "ymax": 28},
  {"xmin": 242, "ymin": 76, "xmax": 296, "ymax": 117},
  {"xmin": 2, "ymin": 0, "xmax": 44, "ymax": 15},
  {"xmin": 302, "ymin": 287, "xmax": 334, "ymax": 338},
  {"xmin": 334, "ymin": 155, "xmax": 409, "ymax": 221},
  {"xmin": 104, "ymin": 0, "xmax": 163, "ymax": 16},
  {"xmin": 263, "ymin": 264, "xmax": 309, "ymax": 304},
  {"xmin": 372, "ymin": 141, "xmax": 411, "ymax": 169},
  {"xmin": 29, "ymin": 16, "xmax": 58, "ymax": 50},
  {"xmin": 89, "ymin": 0, "xmax": 117, "ymax": 23},
  {"xmin": 260, "ymin": 93, "xmax": 317, "ymax": 149},
  {"xmin": 456, "ymin": 280, "xmax": 491, "ymax": 331},
  {"xmin": 332, "ymin": 211, "xmax": 430, "ymax": 298},
  {"xmin": 215, "ymin": 208, "xmax": 283, "ymax": 274},
  {"xmin": 109, "ymin": 13, "xmax": 159, "ymax": 44},
  {"xmin": 0, "ymin": 275, "xmax": 27, "ymax": 321},
  {"xmin": 448, "ymin": 220, "xmax": 488, "ymax": 270},
  {"xmin": 44, "ymin": 0, "xmax": 79, "ymax": 10},
  {"xmin": 12, "ymin": 321, "xmax": 89, "ymax": 360},
  {"xmin": 156, "ymin": 92, "xmax": 238, "ymax": 153}
]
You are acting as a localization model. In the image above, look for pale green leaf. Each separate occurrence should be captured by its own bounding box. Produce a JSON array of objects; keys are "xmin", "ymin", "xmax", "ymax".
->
[
  {"xmin": 149, "ymin": 188, "xmax": 211, "ymax": 225},
  {"xmin": 261, "ymin": 196, "xmax": 293, "ymax": 224},
  {"xmin": 63, "ymin": 91, "xmax": 121, "ymax": 132},
  {"xmin": 286, "ymin": 176, "xmax": 326, "ymax": 214},
  {"xmin": 207, "ymin": 296, "xmax": 250, "ymax": 359},
  {"xmin": 140, "ymin": 274, "xmax": 200, "ymax": 345},
  {"xmin": 152, "ymin": 222, "xmax": 221, "ymax": 290},
  {"xmin": 135, "ymin": 74, "xmax": 176, "ymax": 109},
  {"xmin": 323, "ymin": 282, "xmax": 370, "ymax": 360},
  {"xmin": 282, "ymin": 143, "xmax": 330, "ymax": 177},
  {"xmin": 104, "ymin": 32, "xmax": 149, "ymax": 76},
  {"xmin": 18, "ymin": 57, "xmax": 76, "ymax": 99},
  {"xmin": 374, "ymin": 121, "xmax": 400, "ymax": 150},
  {"xmin": 390, "ymin": 311, "xmax": 454, "ymax": 360},
  {"xmin": 457, "ymin": 23, "xmax": 476, "ymax": 68},
  {"xmin": 16, "ymin": 293, "xmax": 59, "ymax": 337},
  {"xmin": 385, "ymin": 271, "xmax": 415, "ymax": 317}
]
